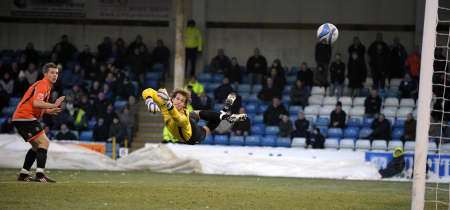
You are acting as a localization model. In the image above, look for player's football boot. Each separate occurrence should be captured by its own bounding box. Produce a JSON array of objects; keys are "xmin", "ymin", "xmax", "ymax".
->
[
  {"xmin": 32, "ymin": 173, "xmax": 56, "ymax": 183},
  {"xmin": 223, "ymin": 93, "xmax": 237, "ymax": 111},
  {"xmin": 17, "ymin": 173, "xmax": 33, "ymax": 182},
  {"xmin": 226, "ymin": 113, "xmax": 248, "ymax": 123}
]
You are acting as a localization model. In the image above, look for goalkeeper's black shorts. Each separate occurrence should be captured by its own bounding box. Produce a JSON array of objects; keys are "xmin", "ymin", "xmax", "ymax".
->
[{"xmin": 185, "ymin": 116, "xmax": 206, "ymax": 145}]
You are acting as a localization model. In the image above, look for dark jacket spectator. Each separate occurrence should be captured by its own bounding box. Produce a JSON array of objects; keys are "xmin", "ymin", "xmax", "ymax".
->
[
  {"xmin": 297, "ymin": 62, "xmax": 314, "ymax": 87},
  {"xmin": 389, "ymin": 37, "xmax": 407, "ymax": 79},
  {"xmin": 279, "ymin": 115, "xmax": 293, "ymax": 137},
  {"xmin": 52, "ymin": 35, "xmax": 77, "ymax": 65},
  {"xmin": 330, "ymin": 55, "xmax": 346, "ymax": 85},
  {"xmin": 290, "ymin": 80, "xmax": 310, "ymax": 107},
  {"xmin": 23, "ymin": 42, "xmax": 39, "ymax": 65},
  {"xmin": 399, "ymin": 74, "xmax": 418, "ymax": 99},
  {"xmin": 246, "ymin": 48, "xmax": 267, "ymax": 85},
  {"xmin": 369, "ymin": 114, "xmax": 392, "ymax": 141},
  {"xmin": 258, "ymin": 77, "xmax": 282, "ymax": 102},
  {"xmin": 55, "ymin": 124, "xmax": 78, "ymax": 140},
  {"xmin": 152, "ymin": 39, "xmax": 170, "ymax": 79},
  {"xmin": 192, "ymin": 92, "xmax": 213, "ymax": 111},
  {"xmin": 292, "ymin": 112, "xmax": 310, "ymax": 138},
  {"xmin": 214, "ymin": 77, "xmax": 234, "ymax": 103},
  {"xmin": 315, "ymin": 39, "xmax": 332, "ymax": 67},
  {"xmin": 97, "ymin": 36, "xmax": 113, "ymax": 62},
  {"xmin": 263, "ymin": 97, "xmax": 288, "ymax": 126},
  {"xmin": 109, "ymin": 117, "xmax": 126, "ymax": 145},
  {"xmin": 93, "ymin": 118, "xmax": 109, "ymax": 142},
  {"xmin": 52, "ymin": 104, "xmax": 75, "ymax": 130},
  {"xmin": 225, "ymin": 57, "xmax": 243, "ymax": 84},
  {"xmin": 402, "ymin": 113, "xmax": 416, "ymax": 142},
  {"xmin": 364, "ymin": 89, "xmax": 382, "ymax": 116},
  {"xmin": 329, "ymin": 102, "xmax": 347, "ymax": 128},
  {"xmin": 347, "ymin": 51, "xmax": 367, "ymax": 90},
  {"xmin": 313, "ymin": 65, "xmax": 328, "ymax": 87},
  {"xmin": 232, "ymin": 107, "xmax": 251, "ymax": 136},
  {"xmin": 210, "ymin": 49, "xmax": 232, "ymax": 74},
  {"xmin": 0, "ymin": 72, "xmax": 14, "ymax": 95},
  {"xmin": 79, "ymin": 45, "xmax": 94, "ymax": 69},
  {"xmin": 0, "ymin": 85, "xmax": 9, "ymax": 112},
  {"xmin": 268, "ymin": 67, "xmax": 286, "ymax": 94},
  {"xmin": 379, "ymin": 147, "xmax": 405, "ymax": 178},
  {"xmin": 127, "ymin": 35, "xmax": 147, "ymax": 55},
  {"xmin": 348, "ymin": 36, "xmax": 366, "ymax": 63},
  {"xmin": 368, "ymin": 33, "xmax": 390, "ymax": 89},
  {"xmin": 307, "ymin": 128, "xmax": 325, "ymax": 149}
]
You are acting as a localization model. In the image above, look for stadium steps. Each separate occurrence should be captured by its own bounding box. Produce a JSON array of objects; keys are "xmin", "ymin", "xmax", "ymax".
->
[{"xmin": 131, "ymin": 102, "xmax": 164, "ymax": 151}]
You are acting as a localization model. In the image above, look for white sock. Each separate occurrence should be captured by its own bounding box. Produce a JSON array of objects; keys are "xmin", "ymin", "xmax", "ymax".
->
[
  {"xmin": 36, "ymin": 168, "xmax": 44, "ymax": 174},
  {"xmin": 20, "ymin": 168, "xmax": 29, "ymax": 174}
]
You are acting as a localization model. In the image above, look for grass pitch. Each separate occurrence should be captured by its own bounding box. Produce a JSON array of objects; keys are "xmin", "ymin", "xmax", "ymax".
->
[{"xmin": 0, "ymin": 169, "xmax": 447, "ymax": 210}]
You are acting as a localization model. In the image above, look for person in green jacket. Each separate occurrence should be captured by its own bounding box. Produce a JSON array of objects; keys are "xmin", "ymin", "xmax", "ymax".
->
[{"xmin": 184, "ymin": 19, "xmax": 203, "ymax": 77}]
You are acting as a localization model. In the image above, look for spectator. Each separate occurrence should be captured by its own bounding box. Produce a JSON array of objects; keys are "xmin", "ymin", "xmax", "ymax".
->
[
  {"xmin": 347, "ymin": 51, "xmax": 367, "ymax": 97},
  {"xmin": 313, "ymin": 64, "xmax": 328, "ymax": 88},
  {"xmin": 232, "ymin": 107, "xmax": 251, "ymax": 136},
  {"xmin": 97, "ymin": 36, "xmax": 113, "ymax": 62},
  {"xmin": 73, "ymin": 103, "xmax": 88, "ymax": 131},
  {"xmin": 329, "ymin": 53, "xmax": 345, "ymax": 97},
  {"xmin": 258, "ymin": 77, "xmax": 281, "ymax": 102},
  {"xmin": 79, "ymin": 45, "xmax": 94, "ymax": 69},
  {"xmin": 113, "ymin": 38, "xmax": 128, "ymax": 68},
  {"xmin": 292, "ymin": 112, "xmax": 310, "ymax": 138},
  {"xmin": 24, "ymin": 63, "xmax": 39, "ymax": 85},
  {"xmin": 52, "ymin": 34, "xmax": 77, "ymax": 65},
  {"xmin": 109, "ymin": 116, "xmax": 125, "ymax": 146},
  {"xmin": 364, "ymin": 89, "xmax": 382, "ymax": 117},
  {"xmin": 210, "ymin": 48, "xmax": 231, "ymax": 74},
  {"xmin": 127, "ymin": 35, "xmax": 148, "ymax": 55},
  {"xmin": 401, "ymin": 113, "xmax": 416, "ymax": 142},
  {"xmin": 246, "ymin": 48, "xmax": 267, "ymax": 85},
  {"xmin": 296, "ymin": 62, "xmax": 314, "ymax": 88},
  {"xmin": 55, "ymin": 124, "xmax": 77, "ymax": 140},
  {"xmin": 368, "ymin": 33, "xmax": 390, "ymax": 89},
  {"xmin": 14, "ymin": 70, "xmax": 29, "ymax": 97},
  {"xmin": 398, "ymin": 74, "xmax": 418, "ymax": 99},
  {"xmin": 17, "ymin": 54, "xmax": 28, "ymax": 71},
  {"xmin": 102, "ymin": 104, "xmax": 117, "ymax": 128},
  {"xmin": 0, "ymin": 85, "xmax": 9, "ymax": 112},
  {"xmin": 389, "ymin": 37, "xmax": 407, "ymax": 80},
  {"xmin": 78, "ymin": 94, "xmax": 94, "ymax": 120},
  {"xmin": 118, "ymin": 106, "xmax": 135, "ymax": 146},
  {"xmin": 329, "ymin": 101, "xmax": 347, "ymax": 129},
  {"xmin": 192, "ymin": 92, "xmax": 213, "ymax": 111},
  {"xmin": 290, "ymin": 80, "xmax": 310, "ymax": 107},
  {"xmin": 23, "ymin": 42, "xmax": 39, "ymax": 65},
  {"xmin": 369, "ymin": 114, "xmax": 392, "ymax": 141},
  {"xmin": 348, "ymin": 36, "xmax": 366, "ymax": 63},
  {"xmin": 315, "ymin": 39, "xmax": 332, "ymax": 70},
  {"xmin": 85, "ymin": 57, "xmax": 100, "ymax": 80},
  {"xmin": 279, "ymin": 115, "xmax": 293, "ymax": 137},
  {"xmin": 93, "ymin": 118, "xmax": 109, "ymax": 142},
  {"xmin": 306, "ymin": 127, "xmax": 325, "ymax": 149},
  {"xmin": 127, "ymin": 47, "xmax": 146, "ymax": 84},
  {"xmin": 270, "ymin": 59, "xmax": 285, "ymax": 77},
  {"xmin": 214, "ymin": 77, "xmax": 234, "ymax": 103},
  {"xmin": 43, "ymin": 125, "xmax": 54, "ymax": 140},
  {"xmin": 184, "ymin": 19, "xmax": 203, "ymax": 76},
  {"xmin": 151, "ymin": 39, "xmax": 170, "ymax": 81},
  {"xmin": 94, "ymin": 92, "xmax": 111, "ymax": 119},
  {"xmin": 0, "ymin": 72, "xmax": 14, "ymax": 95},
  {"xmin": 268, "ymin": 67, "xmax": 286, "ymax": 94},
  {"xmin": 128, "ymin": 96, "xmax": 139, "ymax": 126},
  {"xmin": 379, "ymin": 147, "xmax": 405, "ymax": 178},
  {"xmin": 186, "ymin": 76, "xmax": 204, "ymax": 95},
  {"xmin": 225, "ymin": 57, "xmax": 243, "ymax": 84},
  {"xmin": 263, "ymin": 97, "xmax": 288, "ymax": 126},
  {"xmin": 116, "ymin": 77, "xmax": 135, "ymax": 100},
  {"xmin": 52, "ymin": 103, "xmax": 75, "ymax": 130},
  {"xmin": 405, "ymin": 46, "xmax": 421, "ymax": 82}
]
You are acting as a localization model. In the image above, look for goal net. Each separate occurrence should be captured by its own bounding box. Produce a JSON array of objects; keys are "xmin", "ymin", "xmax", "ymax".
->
[{"xmin": 412, "ymin": 0, "xmax": 450, "ymax": 209}]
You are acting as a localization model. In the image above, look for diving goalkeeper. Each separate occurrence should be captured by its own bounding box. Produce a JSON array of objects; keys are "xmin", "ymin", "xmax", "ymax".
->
[{"xmin": 142, "ymin": 88, "xmax": 247, "ymax": 144}]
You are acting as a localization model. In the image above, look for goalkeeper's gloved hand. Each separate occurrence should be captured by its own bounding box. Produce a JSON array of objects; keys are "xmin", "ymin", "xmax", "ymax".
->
[
  {"xmin": 157, "ymin": 88, "xmax": 173, "ymax": 109},
  {"xmin": 145, "ymin": 98, "xmax": 160, "ymax": 113}
]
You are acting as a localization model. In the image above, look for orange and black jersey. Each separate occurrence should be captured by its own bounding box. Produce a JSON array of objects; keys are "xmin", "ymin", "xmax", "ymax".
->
[{"xmin": 12, "ymin": 79, "xmax": 52, "ymax": 121}]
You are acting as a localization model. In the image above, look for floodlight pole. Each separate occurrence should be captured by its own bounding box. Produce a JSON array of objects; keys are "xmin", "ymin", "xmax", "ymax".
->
[{"xmin": 173, "ymin": 0, "xmax": 185, "ymax": 89}]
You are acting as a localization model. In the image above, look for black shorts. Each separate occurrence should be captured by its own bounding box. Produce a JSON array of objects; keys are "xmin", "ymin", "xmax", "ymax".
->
[
  {"xmin": 185, "ymin": 116, "xmax": 206, "ymax": 145},
  {"xmin": 12, "ymin": 120, "xmax": 44, "ymax": 142}
]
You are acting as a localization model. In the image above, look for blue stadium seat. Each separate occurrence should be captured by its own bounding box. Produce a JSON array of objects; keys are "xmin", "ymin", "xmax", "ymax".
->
[
  {"xmin": 80, "ymin": 131, "xmax": 93, "ymax": 141},
  {"xmin": 246, "ymin": 94, "xmax": 259, "ymax": 103},
  {"xmin": 393, "ymin": 119, "xmax": 405, "ymax": 128},
  {"xmin": 144, "ymin": 80, "xmax": 159, "ymax": 89},
  {"xmin": 253, "ymin": 115, "xmax": 263, "ymax": 124},
  {"xmin": 392, "ymin": 128, "xmax": 404, "ymax": 140},
  {"xmin": 238, "ymin": 84, "xmax": 252, "ymax": 93},
  {"xmin": 289, "ymin": 106, "xmax": 303, "ymax": 116},
  {"xmin": 252, "ymin": 84, "xmax": 262, "ymax": 93},
  {"xmin": 317, "ymin": 126, "xmax": 328, "ymax": 137},
  {"xmin": 201, "ymin": 135, "xmax": 214, "ymax": 145},
  {"xmin": 258, "ymin": 104, "xmax": 268, "ymax": 113},
  {"xmin": 145, "ymin": 72, "xmax": 162, "ymax": 80},
  {"xmin": 245, "ymin": 103, "xmax": 258, "ymax": 114},
  {"xmin": 359, "ymin": 128, "xmax": 373, "ymax": 139},
  {"xmin": 229, "ymin": 136, "xmax": 245, "ymax": 146},
  {"xmin": 327, "ymin": 128, "xmax": 343, "ymax": 139},
  {"xmin": 214, "ymin": 103, "xmax": 223, "ymax": 112},
  {"xmin": 265, "ymin": 126, "xmax": 279, "ymax": 136},
  {"xmin": 344, "ymin": 127, "xmax": 359, "ymax": 139},
  {"xmin": 213, "ymin": 74, "xmax": 224, "ymax": 83},
  {"xmin": 261, "ymin": 136, "xmax": 276, "ymax": 147},
  {"xmin": 276, "ymin": 137, "xmax": 291, "ymax": 147},
  {"xmin": 363, "ymin": 117, "xmax": 374, "ymax": 128},
  {"xmin": 0, "ymin": 117, "xmax": 6, "ymax": 126},
  {"xmin": 88, "ymin": 120, "xmax": 96, "ymax": 129},
  {"xmin": 290, "ymin": 66, "xmax": 300, "ymax": 75},
  {"xmin": 113, "ymin": 100, "xmax": 128, "ymax": 110},
  {"xmin": 214, "ymin": 135, "xmax": 229, "ymax": 145},
  {"xmin": 245, "ymin": 135, "xmax": 261, "ymax": 146},
  {"xmin": 286, "ymin": 76, "xmax": 296, "ymax": 85},
  {"xmin": 198, "ymin": 73, "xmax": 212, "ymax": 83},
  {"xmin": 251, "ymin": 124, "xmax": 265, "ymax": 135},
  {"xmin": 347, "ymin": 118, "xmax": 362, "ymax": 128},
  {"xmin": 315, "ymin": 117, "xmax": 330, "ymax": 127}
]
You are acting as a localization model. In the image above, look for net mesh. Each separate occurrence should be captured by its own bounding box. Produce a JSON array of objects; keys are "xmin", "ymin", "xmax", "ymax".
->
[{"xmin": 426, "ymin": 1, "xmax": 450, "ymax": 209}]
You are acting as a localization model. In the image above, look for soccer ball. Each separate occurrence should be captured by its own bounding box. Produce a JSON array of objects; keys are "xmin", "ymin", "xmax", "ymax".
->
[{"xmin": 317, "ymin": 23, "xmax": 339, "ymax": 44}]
